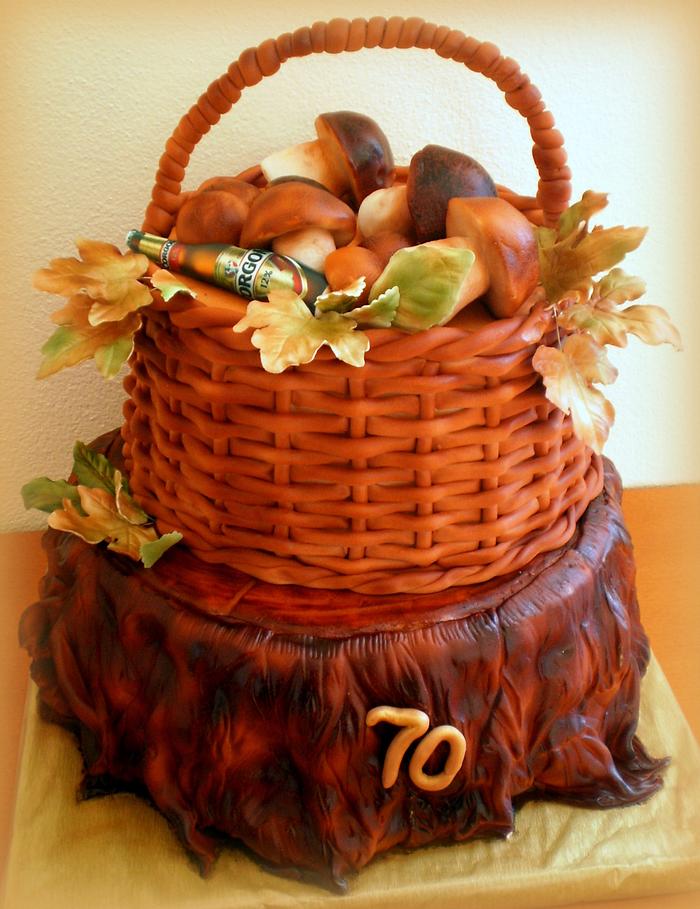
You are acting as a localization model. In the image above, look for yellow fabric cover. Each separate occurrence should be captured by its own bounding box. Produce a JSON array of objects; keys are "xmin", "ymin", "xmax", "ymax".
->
[{"xmin": 3, "ymin": 657, "xmax": 700, "ymax": 909}]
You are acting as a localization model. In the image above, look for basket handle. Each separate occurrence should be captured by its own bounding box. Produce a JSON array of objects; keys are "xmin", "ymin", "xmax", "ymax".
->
[{"xmin": 143, "ymin": 16, "xmax": 571, "ymax": 234}]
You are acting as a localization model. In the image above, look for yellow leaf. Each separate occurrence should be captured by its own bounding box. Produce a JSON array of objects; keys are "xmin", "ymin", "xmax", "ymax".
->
[
  {"xmin": 595, "ymin": 268, "xmax": 646, "ymax": 305},
  {"xmin": 557, "ymin": 191, "xmax": 609, "ymax": 239},
  {"xmin": 536, "ymin": 191, "xmax": 647, "ymax": 305},
  {"xmin": 150, "ymin": 269, "xmax": 198, "ymax": 302},
  {"xmin": 314, "ymin": 277, "xmax": 365, "ymax": 314},
  {"xmin": 560, "ymin": 300, "xmax": 681, "ymax": 350},
  {"xmin": 48, "ymin": 485, "xmax": 158, "ymax": 559},
  {"xmin": 347, "ymin": 286, "xmax": 400, "ymax": 327},
  {"xmin": 539, "ymin": 225, "xmax": 647, "ymax": 304},
  {"xmin": 532, "ymin": 335, "xmax": 617, "ymax": 454},
  {"xmin": 114, "ymin": 471, "xmax": 149, "ymax": 525},
  {"xmin": 233, "ymin": 290, "xmax": 369, "ymax": 373},
  {"xmin": 38, "ymin": 311, "xmax": 140, "ymax": 379},
  {"xmin": 33, "ymin": 238, "xmax": 151, "ymax": 325}
]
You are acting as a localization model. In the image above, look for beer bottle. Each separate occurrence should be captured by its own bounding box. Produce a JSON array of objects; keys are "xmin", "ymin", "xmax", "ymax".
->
[{"xmin": 126, "ymin": 230, "xmax": 328, "ymax": 307}]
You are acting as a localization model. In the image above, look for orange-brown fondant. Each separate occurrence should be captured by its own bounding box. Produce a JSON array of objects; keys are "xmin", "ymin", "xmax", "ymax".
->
[{"xmin": 122, "ymin": 272, "xmax": 602, "ymax": 594}]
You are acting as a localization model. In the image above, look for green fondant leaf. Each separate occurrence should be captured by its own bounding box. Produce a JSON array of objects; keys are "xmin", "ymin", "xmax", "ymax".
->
[
  {"xmin": 314, "ymin": 277, "xmax": 366, "ymax": 314},
  {"xmin": 72, "ymin": 441, "xmax": 118, "ymax": 494},
  {"xmin": 347, "ymin": 286, "xmax": 400, "ymax": 328},
  {"xmin": 369, "ymin": 245, "xmax": 476, "ymax": 332},
  {"xmin": 21, "ymin": 477, "xmax": 81, "ymax": 513},
  {"xmin": 140, "ymin": 531, "xmax": 183, "ymax": 568}
]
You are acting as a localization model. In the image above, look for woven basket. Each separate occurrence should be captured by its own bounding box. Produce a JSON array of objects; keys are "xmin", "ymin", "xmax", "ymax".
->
[{"xmin": 122, "ymin": 16, "xmax": 604, "ymax": 596}]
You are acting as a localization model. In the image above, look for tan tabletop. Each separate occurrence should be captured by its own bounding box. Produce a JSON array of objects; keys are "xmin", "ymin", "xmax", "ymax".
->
[{"xmin": 1, "ymin": 484, "xmax": 699, "ymax": 908}]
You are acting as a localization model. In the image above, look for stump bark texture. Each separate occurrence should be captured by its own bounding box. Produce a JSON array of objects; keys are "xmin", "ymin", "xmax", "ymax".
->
[{"xmin": 20, "ymin": 458, "xmax": 666, "ymax": 888}]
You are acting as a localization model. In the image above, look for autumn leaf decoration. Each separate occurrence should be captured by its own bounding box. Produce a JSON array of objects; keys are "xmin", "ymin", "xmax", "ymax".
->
[
  {"xmin": 33, "ymin": 239, "xmax": 195, "ymax": 379},
  {"xmin": 533, "ymin": 192, "xmax": 681, "ymax": 453},
  {"xmin": 21, "ymin": 441, "xmax": 182, "ymax": 567}
]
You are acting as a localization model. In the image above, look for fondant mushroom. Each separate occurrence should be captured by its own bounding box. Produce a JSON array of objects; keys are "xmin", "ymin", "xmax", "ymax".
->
[
  {"xmin": 240, "ymin": 181, "xmax": 356, "ymax": 272},
  {"xmin": 407, "ymin": 145, "xmax": 497, "ymax": 243},
  {"xmin": 315, "ymin": 111, "xmax": 395, "ymax": 205},
  {"xmin": 260, "ymin": 112, "xmax": 394, "ymax": 205},
  {"xmin": 446, "ymin": 196, "xmax": 540, "ymax": 318},
  {"xmin": 357, "ymin": 185, "xmax": 414, "ymax": 241},
  {"xmin": 175, "ymin": 189, "xmax": 250, "ymax": 245}
]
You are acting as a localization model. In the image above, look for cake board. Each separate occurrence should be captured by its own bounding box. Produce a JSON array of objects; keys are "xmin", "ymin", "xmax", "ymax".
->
[{"xmin": 2, "ymin": 656, "xmax": 699, "ymax": 909}]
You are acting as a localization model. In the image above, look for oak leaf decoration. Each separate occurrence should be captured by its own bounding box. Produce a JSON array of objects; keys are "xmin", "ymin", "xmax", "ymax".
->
[
  {"xmin": 537, "ymin": 192, "xmax": 647, "ymax": 305},
  {"xmin": 34, "ymin": 238, "xmax": 152, "ymax": 325},
  {"xmin": 233, "ymin": 289, "xmax": 370, "ymax": 373},
  {"xmin": 533, "ymin": 334, "xmax": 617, "ymax": 455},
  {"xmin": 150, "ymin": 269, "xmax": 198, "ymax": 303}
]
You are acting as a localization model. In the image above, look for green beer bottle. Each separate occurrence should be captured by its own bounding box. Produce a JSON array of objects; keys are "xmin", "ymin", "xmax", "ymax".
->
[{"xmin": 126, "ymin": 230, "xmax": 328, "ymax": 307}]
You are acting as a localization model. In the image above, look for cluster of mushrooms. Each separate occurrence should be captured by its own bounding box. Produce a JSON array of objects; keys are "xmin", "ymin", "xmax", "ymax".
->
[{"xmin": 174, "ymin": 111, "xmax": 541, "ymax": 321}]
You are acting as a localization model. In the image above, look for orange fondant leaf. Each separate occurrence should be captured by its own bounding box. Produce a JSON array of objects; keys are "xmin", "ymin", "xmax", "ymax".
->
[
  {"xmin": 533, "ymin": 334, "xmax": 617, "ymax": 454},
  {"xmin": 233, "ymin": 290, "xmax": 369, "ymax": 373},
  {"xmin": 595, "ymin": 268, "xmax": 646, "ymax": 305},
  {"xmin": 38, "ymin": 310, "xmax": 140, "ymax": 379},
  {"xmin": 48, "ymin": 484, "xmax": 157, "ymax": 558},
  {"xmin": 47, "ymin": 470, "xmax": 180, "ymax": 566},
  {"xmin": 34, "ymin": 238, "xmax": 151, "ymax": 325}
]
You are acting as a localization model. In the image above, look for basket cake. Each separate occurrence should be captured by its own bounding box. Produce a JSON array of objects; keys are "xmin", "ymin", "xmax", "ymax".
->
[
  {"xmin": 19, "ymin": 15, "xmax": 670, "ymax": 890},
  {"xmin": 121, "ymin": 16, "xmax": 603, "ymax": 595}
]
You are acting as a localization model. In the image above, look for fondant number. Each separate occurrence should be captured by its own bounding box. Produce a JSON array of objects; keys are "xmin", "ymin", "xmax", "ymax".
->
[{"xmin": 366, "ymin": 706, "xmax": 467, "ymax": 792}]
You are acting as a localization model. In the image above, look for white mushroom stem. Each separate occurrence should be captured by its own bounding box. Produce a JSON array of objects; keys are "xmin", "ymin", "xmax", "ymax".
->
[
  {"xmin": 357, "ymin": 185, "xmax": 413, "ymax": 240},
  {"xmin": 272, "ymin": 227, "xmax": 336, "ymax": 273},
  {"xmin": 261, "ymin": 140, "xmax": 348, "ymax": 197}
]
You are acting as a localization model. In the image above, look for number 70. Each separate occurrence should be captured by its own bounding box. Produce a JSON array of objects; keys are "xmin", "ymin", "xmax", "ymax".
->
[{"xmin": 366, "ymin": 706, "xmax": 467, "ymax": 792}]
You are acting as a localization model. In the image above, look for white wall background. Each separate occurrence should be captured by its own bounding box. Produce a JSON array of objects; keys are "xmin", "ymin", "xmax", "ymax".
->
[{"xmin": 1, "ymin": 0, "xmax": 699, "ymax": 532}]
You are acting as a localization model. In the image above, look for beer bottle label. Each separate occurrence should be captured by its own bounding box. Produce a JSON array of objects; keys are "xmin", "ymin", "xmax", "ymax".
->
[{"xmin": 218, "ymin": 248, "xmax": 308, "ymax": 300}]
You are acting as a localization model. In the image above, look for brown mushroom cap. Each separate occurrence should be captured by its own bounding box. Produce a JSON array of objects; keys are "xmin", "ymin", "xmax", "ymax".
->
[
  {"xmin": 196, "ymin": 176, "xmax": 260, "ymax": 207},
  {"xmin": 240, "ymin": 181, "xmax": 356, "ymax": 249},
  {"xmin": 407, "ymin": 145, "xmax": 497, "ymax": 243},
  {"xmin": 446, "ymin": 197, "xmax": 540, "ymax": 318},
  {"xmin": 315, "ymin": 112, "xmax": 395, "ymax": 206},
  {"xmin": 175, "ymin": 190, "xmax": 249, "ymax": 245}
]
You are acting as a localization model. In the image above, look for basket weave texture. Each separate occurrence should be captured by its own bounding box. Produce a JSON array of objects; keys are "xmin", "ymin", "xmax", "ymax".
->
[{"xmin": 121, "ymin": 16, "xmax": 603, "ymax": 595}]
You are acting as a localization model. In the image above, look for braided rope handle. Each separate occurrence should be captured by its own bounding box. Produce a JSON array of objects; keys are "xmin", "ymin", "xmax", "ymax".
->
[{"xmin": 143, "ymin": 16, "xmax": 571, "ymax": 235}]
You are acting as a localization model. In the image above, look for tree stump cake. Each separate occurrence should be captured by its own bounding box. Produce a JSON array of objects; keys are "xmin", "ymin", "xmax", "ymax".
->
[{"xmin": 20, "ymin": 439, "xmax": 666, "ymax": 888}]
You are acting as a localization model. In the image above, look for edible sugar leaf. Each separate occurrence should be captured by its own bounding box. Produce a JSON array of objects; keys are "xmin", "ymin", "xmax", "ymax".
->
[
  {"xmin": 560, "ymin": 300, "xmax": 682, "ymax": 349},
  {"xmin": 595, "ymin": 268, "xmax": 646, "ymax": 304},
  {"xmin": 140, "ymin": 531, "xmax": 183, "ymax": 568},
  {"xmin": 114, "ymin": 471, "xmax": 150, "ymax": 525},
  {"xmin": 94, "ymin": 335, "xmax": 135, "ymax": 379},
  {"xmin": 72, "ymin": 442, "xmax": 118, "ymax": 494},
  {"xmin": 532, "ymin": 334, "xmax": 617, "ymax": 454},
  {"xmin": 34, "ymin": 238, "xmax": 151, "ymax": 325},
  {"xmin": 233, "ymin": 290, "xmax": 369, "ymax": 372},
  {"xmin": 557, "ymin": 191, "xmax": 609, "ymax": 240},
  {"xmin": 38, "ymin": 311, "xmax": 140, "ymax": 379},
  {"xmin": 347, "ymin": 286, "xmax": 400, "ymax": 328},
  {"xmin": 539, "ymin": 225, "xmax": 647, "ymax": 305},
  {"xmin": 48, "ymin": 483, "xmax": 159, "ymax": 560},
  {"xmin": 150, "ymin": 269, "xmax": 198, "ymax": 302},
  {"xmin": 21, "ymin": 477, "xmax": 81, "ymax": 514},
  {"xmin": 315, "ymin": 277, "xmax": 366, "ymax": 314},
  {"xmin": 369, "ymin": 245, "xmax": 476, "ymax": 332}
]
